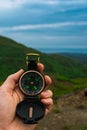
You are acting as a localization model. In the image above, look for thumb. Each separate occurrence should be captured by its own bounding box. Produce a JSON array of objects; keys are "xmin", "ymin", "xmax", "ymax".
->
[{"xmin": 2, "ymin": 69, "xmax": 24, "ymax": 91}]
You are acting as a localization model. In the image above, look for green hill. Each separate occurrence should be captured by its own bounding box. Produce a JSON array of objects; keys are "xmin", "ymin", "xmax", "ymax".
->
[
  {"xmin": 61, "ymin": 53, "xmax": 87, "ymax": 63},
  {"xmin": 0, "ymin": 35, "xmax": 87, "ymax": 97}
]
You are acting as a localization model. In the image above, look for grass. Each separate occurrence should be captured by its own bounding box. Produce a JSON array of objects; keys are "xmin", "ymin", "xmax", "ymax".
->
[
  {"xmin": 0, "ymin": 35, "xmax": 87, "ymax": 97},
  {"xmin": 53, "ymin": 108, "xmax": 61, "ymax": 114},
  {"xmin": 51, "ymin": 77, "xmax": 87, "ymax": 97},
  {"xmin": 62, "ymin": 125, "xmax": 87, "ymax": 130}
]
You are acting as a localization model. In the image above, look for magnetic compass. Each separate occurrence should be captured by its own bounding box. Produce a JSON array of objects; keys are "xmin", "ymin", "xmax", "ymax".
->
[
  {"xmin": 19, "ymin": 70, "xmax": 45, "ymax": 96},
  {"xmin": 16, "ymin": 53, "xmax": 46, "ymax": 124}
]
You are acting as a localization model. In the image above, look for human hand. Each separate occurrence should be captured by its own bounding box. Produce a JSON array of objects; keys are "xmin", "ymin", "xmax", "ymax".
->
[{"xmin": 0, "ymin": 63, "xmax": 53, "ymax": 130}]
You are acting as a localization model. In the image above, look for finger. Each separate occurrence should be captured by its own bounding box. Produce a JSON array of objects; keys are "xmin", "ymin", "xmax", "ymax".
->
[
  {"xmin": 40, "ymin": 90, "xmax": 53, "ymax": 115},
  {"xmin": 41, "ymin": 98, "xmax": 53, "ymax": 114},
  {"xmin": 37, "ymin": 64, "xmax": 52, "ymax": 86},
  {"xmin": 2, "ymin": 69, "xmax": 24, "ymax": 90},
  {"xmin": 37, "ymin": 63, "xmax": 44, "ymax": 73},
  {"xmin": 41, "ymin": 90, "xmax": 53, "ymax": 99},
  {"xmin": 14, "ymin": 87, "xmax": 25, "ymax": 103},
  {"xmin": 41, "ymin": 98, "xmax": 53, "ymax": 107},
  {"xmin": 44, "ymin": 75, "xmax": 52, "ymax": 86}
]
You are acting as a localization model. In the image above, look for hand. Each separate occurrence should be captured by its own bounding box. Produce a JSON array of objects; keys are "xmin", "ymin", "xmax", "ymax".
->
[{"xmin": 0, "ymin": 63, "xmax": 53, "ymax": 130}]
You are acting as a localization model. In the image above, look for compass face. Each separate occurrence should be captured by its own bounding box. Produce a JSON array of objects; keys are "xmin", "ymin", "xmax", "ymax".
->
[{"xmin": 19, "ymin": 70, "xmax": 45, "ymax": 96}]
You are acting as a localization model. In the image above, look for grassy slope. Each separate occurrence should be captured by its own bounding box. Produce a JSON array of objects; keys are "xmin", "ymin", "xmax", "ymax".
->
[
  {"xmin": 0, "ymin": 36, "xmax": 39, "ymax": 80},
  {"xmin": 0, "ymin": 35, "xmax": 87, "ymax": 96}
]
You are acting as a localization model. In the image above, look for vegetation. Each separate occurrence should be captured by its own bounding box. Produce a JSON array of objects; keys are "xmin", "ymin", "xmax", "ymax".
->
[
  {"xmin": 0, "ymin": 35, "xmax": 87, "ymax": 98},
  {"xmin": 1, "ymin": 35, "xmax": 87, "ymax": 130}
]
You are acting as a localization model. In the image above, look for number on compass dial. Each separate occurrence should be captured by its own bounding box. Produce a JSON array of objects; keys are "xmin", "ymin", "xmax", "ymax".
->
[{"xmin": 19, "ymin": 70, "xmax": 45, "ymax": 96}]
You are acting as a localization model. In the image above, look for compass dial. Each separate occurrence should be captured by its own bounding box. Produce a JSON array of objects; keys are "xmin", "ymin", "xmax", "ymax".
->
[{"xmin": 19, "ymin": 70, "xmax": 45, "ymax": 96}]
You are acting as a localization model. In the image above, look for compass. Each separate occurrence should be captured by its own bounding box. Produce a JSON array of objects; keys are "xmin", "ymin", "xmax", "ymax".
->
[
  {"xmin": 16, "ymin": 53, "xmax": 46, "ymax": 124},
  {"xmin": 19, "ymin": 70, "xmax": 45, "ymax": 96}
]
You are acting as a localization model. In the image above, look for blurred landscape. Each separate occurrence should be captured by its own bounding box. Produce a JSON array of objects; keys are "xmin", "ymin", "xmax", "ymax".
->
[{"xmin": 0, "ymin": 35, "xmax": 87, "ymax": 130}]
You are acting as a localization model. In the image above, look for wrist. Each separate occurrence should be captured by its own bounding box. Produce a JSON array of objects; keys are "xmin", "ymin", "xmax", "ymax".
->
[
  {"xmin": 0, "ymin": 123, "xmax": 36, "ymax": 130},
  {"xmin": 6, "ymin": 124, "xmax": 37, "ymax": 130}
]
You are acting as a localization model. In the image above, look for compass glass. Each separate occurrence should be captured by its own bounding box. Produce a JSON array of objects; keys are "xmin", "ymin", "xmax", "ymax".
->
[{"xmin": 19, "ymin": 70, "xmax": 45, "ymax": 96}]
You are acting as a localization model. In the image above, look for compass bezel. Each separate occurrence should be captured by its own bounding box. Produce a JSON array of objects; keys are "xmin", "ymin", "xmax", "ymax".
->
[{"xmin": 19, "ymin": 70, "xmax": 45, "ymax": 96}]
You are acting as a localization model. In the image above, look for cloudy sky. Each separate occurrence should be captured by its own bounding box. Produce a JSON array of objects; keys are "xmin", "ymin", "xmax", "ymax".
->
[{"xmin": 0, "ymin": 0, "xmax": 87, "ymax": 53}]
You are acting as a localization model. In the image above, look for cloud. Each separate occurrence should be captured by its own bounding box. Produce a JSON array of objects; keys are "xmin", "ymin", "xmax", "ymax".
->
[
  {"xmin": 0, "ymin": 21, "xmax": 87, "ymax": 32},
  {"xmin": 63, "ymin": 0, "xmax": 87, "ymax": 4},
  {"xmin": 3, "ymin": 31, "xmax": 87, "ymax": 49},
  {"xmin": 0, "ymin": 0, "xmax": 58, "ymax": 10},
  {"xmin": 0, "ymin": 0, "xmax": 87, "ymax": 53},
  {"xmin": 0, "ymin": 0, "xmax": 87, "ymax": 10},
  {"xmin": 0, "ymin": 0, "xmax": 21, "ymax": 9}
]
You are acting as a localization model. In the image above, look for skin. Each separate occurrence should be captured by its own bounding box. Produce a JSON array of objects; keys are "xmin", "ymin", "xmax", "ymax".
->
[{"xmin": 0, "ymin": 63, "xmax": 53, "ymax": 130}]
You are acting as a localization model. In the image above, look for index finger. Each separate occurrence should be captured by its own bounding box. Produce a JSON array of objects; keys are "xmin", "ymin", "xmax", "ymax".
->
[{"xmin": 37, "ymin": 63, "xmax": 44, "ymax": 73}]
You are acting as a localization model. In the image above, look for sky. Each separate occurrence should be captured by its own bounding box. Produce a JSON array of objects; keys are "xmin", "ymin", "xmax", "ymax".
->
[{"xmin": 0, "ymin": 0, "xmax": 87, "ymax": 53}]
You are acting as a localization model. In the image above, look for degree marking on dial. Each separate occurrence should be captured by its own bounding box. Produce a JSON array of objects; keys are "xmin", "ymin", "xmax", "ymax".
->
[{"xmin": 34, "ymin": 86, "xmax": 38, "ymax": 91}]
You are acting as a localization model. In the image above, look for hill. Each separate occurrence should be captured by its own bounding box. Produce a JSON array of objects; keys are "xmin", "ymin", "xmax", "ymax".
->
[
  {"xmin": 0, "ymin": 35, "xmax": 87, "ymax": 97},
  {"xmin": 0, "ymin": 35, "xmax": 39, "ymax": 80},
  {"xmin": 61, "ymin": 53, "xmax": 87, "ymax": 63},
  {"xmin": 36, "ymin": 88, "xmax": 87, "ymax": 130}
]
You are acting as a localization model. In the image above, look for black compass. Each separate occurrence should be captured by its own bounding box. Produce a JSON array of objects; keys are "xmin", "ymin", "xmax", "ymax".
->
[
  {"xmin": 19, "ymin": 70, "xmax": 45, "ymax": 96},
  {"xmin": 16, "ymin": 53, "xmax": 46, "ymax": 124}
]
